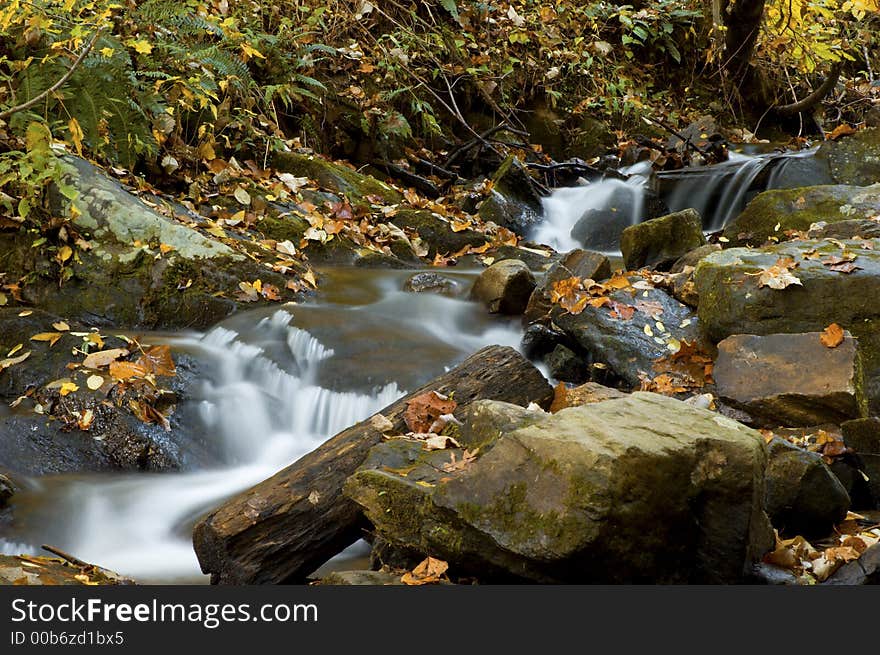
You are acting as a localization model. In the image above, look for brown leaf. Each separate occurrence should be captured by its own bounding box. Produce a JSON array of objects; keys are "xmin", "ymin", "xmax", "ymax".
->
[
  {"xmin": 403, "ymin": 390, "xmax": 456, "ymax": 434},
  {"xmin": 549, "ymin": 381, "xmax": 569, "ymax": 413},
  {"xmin": 440, "ymin": 448, "xmax": 479, "ymax": 473},
  {"xmin": 401, "ymin": 556, "xmax": 449, "ymax": 585},
  {"xmin": 136, "ymin": 345, "xmax": 176, "ymax": 377},
  {"xmin": 109, "ymin": 360, "xmax": 149, "ymax": 381},
  {"xmin": 819, "ymin": 323, "xmax": 845, "ymax": 348},
  {"xmin": 827, "ymin": 261, "xmax": 861, "ymax": 274}
]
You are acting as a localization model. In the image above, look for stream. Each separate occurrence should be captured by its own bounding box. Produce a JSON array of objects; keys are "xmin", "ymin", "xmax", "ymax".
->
[{"xmin": 0, "ymin": 145, "xmax": 819, "ymax": 582}]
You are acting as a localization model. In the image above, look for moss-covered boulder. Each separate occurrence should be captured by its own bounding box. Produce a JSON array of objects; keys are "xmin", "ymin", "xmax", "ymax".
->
[
  {"xmin": 620, "ymin": 208, "xmax": 706, "ymax": 270},
  {"xmin": 694, "ymin": 238, "xmax": 880, "ymax": 412},
  {"xmin": 765, "ymin": 437, "xmax": 850, "ymax": 537},
  {"xmin": 722, "ymin": 184, "xmax": 880, "ymax": 246},
  {"xmin": 344, "ymin": 393, "xmax": 773, "ymax": 583},
  {"xmin": 816, "ymin": 127, "xmax": 880, "ymax": 186},
  {"xmin": 272, "ymin": 151, "xmax": 403, "ymax": 210}
]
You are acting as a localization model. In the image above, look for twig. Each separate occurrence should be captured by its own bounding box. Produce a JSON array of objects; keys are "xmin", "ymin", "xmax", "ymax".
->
[
  {"xmin": 0, "ymin": 30, "xmax": 103, "ymax": 120},
  {"xmin": 41, "ymin": 544, "xmax": 93, "ymax": 569},
  {"xmin": 641, "ymin": 114, "xmax": 711, "ymax": 157}
]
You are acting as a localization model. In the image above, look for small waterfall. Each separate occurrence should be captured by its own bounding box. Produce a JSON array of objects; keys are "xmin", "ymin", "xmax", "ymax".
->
[
  {"xmin": 0, "ymin": 269, "xmax": 525, "ymax": 581},
  {"xmin": 532, "ymin": 161, "xmax": 652, "ymax": 253},
  {"xmin": 534, "ymin": 148, "xmax": 822, "ymax": 252}
]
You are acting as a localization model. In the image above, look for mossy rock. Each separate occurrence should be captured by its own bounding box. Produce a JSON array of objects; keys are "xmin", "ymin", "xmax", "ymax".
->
[
  {"xmin": 620, "ymin": 208, "xmax": 706, "ymax": 270},
  {"xmin": 388, "ymin": 209, "xmax": 488, "ymax": 257},
  {"xmin": 345, "ymin": 393, "xmax": 773, "ymax": 583},
  {"xmin": 272, "ymin": 151, "xmax": 402, "ymax": 210},
  {"xmin": 722, "ymin": 184, "xmax": 880, "ymax": 246},
  {"xmin": 817, "ymin": 127, "xmax": 880, "ymax": 186}
]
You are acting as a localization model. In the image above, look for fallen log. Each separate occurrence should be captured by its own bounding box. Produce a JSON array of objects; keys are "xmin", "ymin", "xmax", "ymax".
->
[{"xmin": 192, "ymin": 345, "xmax": 553, "ymax": 584}]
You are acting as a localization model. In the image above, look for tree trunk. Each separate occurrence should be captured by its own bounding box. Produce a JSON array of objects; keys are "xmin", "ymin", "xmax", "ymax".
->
[
  {"xmin": 192, "ymin": 345, "xmax": 554, "ymax": 585},
  {"xmin": 720, "ymin": 0, "xmax": 767, "ymax": 88}
]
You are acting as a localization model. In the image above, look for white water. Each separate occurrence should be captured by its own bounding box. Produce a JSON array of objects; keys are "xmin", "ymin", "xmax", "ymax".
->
[
  {"xmin": 534, "ymin": 148, "xmax": 820, "ymax": 252},
  {"xmin": 1, "ymin": 268, "xmax": 524, "ymax": 581}
]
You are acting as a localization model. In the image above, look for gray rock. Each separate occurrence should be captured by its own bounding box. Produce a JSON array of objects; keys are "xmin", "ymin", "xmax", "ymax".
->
[
  {"xmin": 620, "ymin": 208, "xmax": 707, "ymax": 271},
  {"xmin": 671, "ymin": 244, "xmax": 721, "ymax": 274},
  {"xmin": 825, "ymin": 543, "xmax": 880, "ymax": 585},
  {"xmin": 714, "ymin": 332, "xmax": 867, "ymax": 427},
  {"xmin": 470, "ymin": 259, "xmax": 536, "ymax": 314},
  {"xmin": 345, "ymin": 393, "xmax": 774, "ymax": 583},
  {"xmin": 765, "ymin": 437, "xmax": 850, "ymax": 536}
]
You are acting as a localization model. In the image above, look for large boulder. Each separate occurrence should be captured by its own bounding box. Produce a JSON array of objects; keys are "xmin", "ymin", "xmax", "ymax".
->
[
  {"xmin": 816, "ymin": 127, "xmax": 880, "ymax": 186},
  {"xmin": 694, "ymin": 238, "xmax": 880, "ymax": 412},
  {"xmin": 470, "ymin": 259, "xmax": 536, "ymax": 314},
  {"xmin": 765, "ymin": 437, "xmax": 850, "ymax": 537},
  {"xmin": 620, "ymin": 208, "xmax": 706, "ymax": 270},
  {"xmin": 714, "ymin": 332, "xmax": 867, "ymax": 427},
  {"xmin": 344, "ymin": 393, "xmax": 774, "ymax": 583},
  {"xmin": 722, "ymin": 184, "xmax": 880, "ymax": 247}
]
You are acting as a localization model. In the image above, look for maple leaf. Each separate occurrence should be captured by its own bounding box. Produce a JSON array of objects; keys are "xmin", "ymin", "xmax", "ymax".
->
[
  {"xmin": 819, "ymin": 323, "xmax": 845, "ymax": 348},
  {"xmin": 748, "ymin": 257, "xmax": 803, "ymax": 289}
]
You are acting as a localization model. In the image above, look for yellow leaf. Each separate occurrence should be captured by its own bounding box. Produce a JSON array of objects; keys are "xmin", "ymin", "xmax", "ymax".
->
[
  {"xmin": 52, "ymin": 321, "xmax": 70, "ymax": 332},
  {"xmin": 86, "ymin": 375, "xmax": 104, "ymax": 391},
  {"xmin": 128, "ymin": 39, "xmax": 153, "ymax": 54},
  {"xmin": 30, "ymin": 332, "xmax": 64, "ymax": 347},
  {"xmin": 7, "ymin": 343, "xmax": 22, "ymax": 357},
  {"xmin": 240, "ymin": 43, "xmax": 266, "ymax": 60},
  {"xmin": 18, "ymin": 310, "xmax": 33, "ymax": 317},
  {"xmin": 67, "ymin": 117, "xmax": 83, "ymax": 156},
  {"xmin": 99, "ymin": 47, "xmax": 115, "ymax": 58},
  {"xmin": 59, "ymin": 382, "xmax": 78, "ymax": 396},
  {"xmin": 57, "ymin": 245, "xmax": 73, "ymax": 263},
  {"xmin": 302, "ymin": 269, "xmax": 317, "ymax": 288},
  {"xmin": 159, "ymin": 243, "xmax": 175, "ymax": 254}
]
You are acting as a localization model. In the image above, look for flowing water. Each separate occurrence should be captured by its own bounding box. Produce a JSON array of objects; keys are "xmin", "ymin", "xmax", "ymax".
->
[
  {"xmin": 535, "ymin": 147, "xmax": 823, "ymax": 252},
  {"xmin": 0, "ymin": 146, "xmax": 826, "ymax": 583},
  {"xmin": 0, "ymin": 266, "xmax": 522, "ymax": 582}
]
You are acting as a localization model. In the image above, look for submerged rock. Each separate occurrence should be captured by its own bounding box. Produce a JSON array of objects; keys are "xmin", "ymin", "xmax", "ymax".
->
[
  {"xmin": 620, "ymin": 208, "xmax": 706, "ymax": 270},
  {"xmin": 765, "ymin": 437, "xmax": 850, "ymax": 536},
  {"xmin": 345, "ymin": 393, "xmax": 773, "ymax": 583},
  {"xmin": 471, "ymin": 259, "xmax": 536, "ymax": 314},
  {"xmin": 714, "ymin": 332, "xmax": 867, "ymax": 427},
  {"xmin": 402, "ymin": 272, "xmax": 461, "ymax": 296}
]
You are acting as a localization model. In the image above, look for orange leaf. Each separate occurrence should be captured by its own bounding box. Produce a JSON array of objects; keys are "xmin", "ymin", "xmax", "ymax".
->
[
  {"xmin": 136, "ymin": 345, "xmax": 176, "ymax": 377},
  {"xmin": 400, "ymin": 557, "xmax": 448, "ymax": 585},
  {"xmin": 820, "ymin": 323, "xmax": 845, "ymax": 348},
  {"xmin": 109, "ymin": 360, "xmax": 149, "ymax": 381},
  {"xmin": 404, "ymin": 390, "xmax": 456, "ymax": 434}
]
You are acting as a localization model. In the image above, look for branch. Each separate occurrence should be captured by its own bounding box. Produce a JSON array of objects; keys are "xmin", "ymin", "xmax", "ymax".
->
[
  {"xmin": 0, "ymin": 30, "xmax": 102, "ymax": 120},
  {"xmin": 773, "ymin": 62, "xmax": 843, "ymax": 117}
]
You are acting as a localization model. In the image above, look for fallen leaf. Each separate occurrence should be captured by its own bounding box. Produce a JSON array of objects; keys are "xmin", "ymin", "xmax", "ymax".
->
[
  {"xmin": 52, "ymin": 321, "xmax": 70, "ymax": 331},
  {"xmin": 820, "ymin": 323, "xmax": 845, "ymax": 348},
  {"xmin": 86, "ymin": 375, "xmax": 104, "ymax": 391},
  {"xmin": 137, "ymin": 345, "xmax": 176, "ymax": 377},
  {"xmin": 233, "ymin": 186, "xmax": 252, "ymax": 206},
  {"xmin": 59, "ymin": 381, "xmax": 78, "ymax": 396},
  {"xmin": 549, "ymin": 381, "xmax": 569, "ymax": 413},
  {"xmin": 77, "ymin": 408, "xmax": 94, "ymax": 430},
  {"xmin": 83, "ymin": 348, "xmax": 129, "ymax": 369},
  {"xmin": 109, "ymin": 360, "xmax": 149, "ymax": 381},
  {"xmin": 30, "ymin": 332, "xmax": 64, "ymax": 347},
  {"xmin": 0, "ymin": 351, "xmax": 30, "ymax": 371},
  {"xmin": 404, "ymin": 390, "xmax": 457, "ymax": 433},
  {"xmin": 440, "ymin": 448, "xmax": 479, "ymax": 473},
  {"xmin": 401, "ymin": 557, "xmax": 448, "ymax": 585}
]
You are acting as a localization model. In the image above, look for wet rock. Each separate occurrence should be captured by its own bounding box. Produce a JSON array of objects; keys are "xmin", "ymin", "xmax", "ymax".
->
[
  {"xmin": 318, "ymin": 570, "xmax": 405, "ymax": 585},
  {"xmin": 345, "ymin": 393, "xmax": 774, "ymax": 583},
  {"xmin": 722, "ymin": 184, "xmax": 880, "ymax": 246},
  {"xmin": 490, "ymin": 244, "xmax": 558, "ymax": 270},
  {"xmin": 0, "ymin": 473, "xmax": 13, "ymax": 506},
  {"xmin": 765, "ymin": 437, "xmax": 850, "ymax": 536},
  {"xmin": 402, "ymin": 272, "xmax": 460, "ymax": 296},
  {"xmin": 816, "ymin": 127, "xmax": 880, "ymax": 186},
  {"xmin": 620, "ymin": 208, "xmax": 707, "ymax": 271},
  {"xmin": 714, "ymin": 332, "xmax": 867, "ymax": 427},
  {"xmin": 476, "ymin": 155, "xmax": 544, "ymax": 235},
  {"xmin": 546, "ymin": 344, "xmax": 588, "ymax": 383},
  {"xmin": 824, "ymin": 542, "xmax": 880, "ymax": 585},
  {"xmin": 470, "ymin": 259, "xmax": 536, "ymax": 314},
  {"xmin": 669, "ymin": 267, "xmax": 700, "ymax": 307},
  {"xmin": 0, "ymin": 554, "xmax": 133, "ymax": 585},
  {"xmin": 523, "ymin": 249, "xmax": 611, "ymax": 324},
  {"xmin": 553, "ymin": 282, "xmax": 705, "ymax": 388},
  {"xmin": 520, "ymin": 323, "xmax": 568, "ymax": 361},
  {"xmin": 765, "ymin": 153, "xmax": 834, "ymax": 190},
  {"xmin": 749, "ymin": 561, "xmax": 804, "ymax": 585},
  {"xmin": 841, "ymin": 418, "xmax": 880, "ymax": 505},
  {"xmin": 569, "ymin": 187, "xmax": 640, "ymax": 252},
  {"xmin": 550, "ymin": 382, "xmax": 627, "ymax": 410},
  {"xmin": 693, "ymin": 239, "xmax": 880, "ymax": 412}
]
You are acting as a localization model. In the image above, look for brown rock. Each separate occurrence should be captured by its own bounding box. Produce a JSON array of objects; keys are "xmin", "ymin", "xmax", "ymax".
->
[
  {"xmin": 714, "ymin": 332, "xmax": 868, "ymax": 427},
  {"xmin": 470, "ymin": 259, "xmax": 536, "ymax": 314}
]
